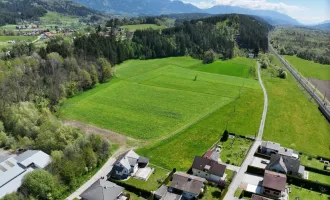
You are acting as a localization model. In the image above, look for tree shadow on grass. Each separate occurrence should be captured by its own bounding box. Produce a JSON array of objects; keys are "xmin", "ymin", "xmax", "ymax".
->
[{"xmin": 212, "ymin": 191, "xmax": 221, "ymax": 198}]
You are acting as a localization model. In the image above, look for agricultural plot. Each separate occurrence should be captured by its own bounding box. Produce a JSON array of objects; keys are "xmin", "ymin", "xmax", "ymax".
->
[
  {"xmin": 198, "ymin": 57, "xmax": 257, "ymax": 79},
  {"xmin": 61, "ymin": 57, "xmax": 262, "ymax": 170},
  {"xmin": 284, "ymin": 55, "xmax": 330, "ymax": 81},
  {"xmin": 121, "ymin": 24, "xmax": 166, "ymax": 31},
  {"xmin": 40, "ymin": 12, "xmax": 80, "ymax": 24},
  {"xmin": 262, "ymin": 54, "xmax": 330, "ymax": 157}
]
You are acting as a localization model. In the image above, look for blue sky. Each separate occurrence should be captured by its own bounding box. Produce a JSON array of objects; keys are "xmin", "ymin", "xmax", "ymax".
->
[{"xmin": 183, "ymin": 0, "xmax": 330, "ymax": 24}]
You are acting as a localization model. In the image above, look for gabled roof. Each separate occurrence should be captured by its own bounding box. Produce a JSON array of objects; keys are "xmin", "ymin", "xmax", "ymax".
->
[
  {"xmin": 192, "ymin": 156, "xmax": 226, "ymax": 177},
  {"xmin": 203, "ymin": 151, "xmax": 219, "ymax": 162},
  {"xmin": 80, "ymin": 179, "xmax": 124, "ymax": 200},
  {"xmin": 261, "ymin": 141, "xmax": 280, "ymax": 151},
  {"xmin": 115, "ymin": 150, "xmax": 140, "ymax": 170},
  {"xmin": 262, "ymin": 170, "xmax": 287, "ymax": 192},
  {"xmin": 0, "ymin": 157, "xmax": 24, "ymax": 187},
  {"xmin": 170, "ymin": 172, "xmax": 205, "ymax": 195},
  {"xmin": 267, "ymin": 154, "xmax": 300, "ymax": 174},
  {"xmin": 15, "ymin": 150, "xmax": 51, "ymax": 169}
]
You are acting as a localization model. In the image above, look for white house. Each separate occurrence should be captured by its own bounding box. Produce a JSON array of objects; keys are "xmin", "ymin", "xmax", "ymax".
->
[
  {"xmin": 111, "ymin": 150, "xmax": 149, "ymax": 180},
  {"xmin": 191, "ymin": 156, "xmax": 227, "ymax": 184}
]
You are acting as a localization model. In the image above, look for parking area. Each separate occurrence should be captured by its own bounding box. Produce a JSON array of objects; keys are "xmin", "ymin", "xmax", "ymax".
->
[
  {"xmin": 242, "ymin": 173, "xmax": 264, "ymax": 186},
  {"xmin": 251, "ymin": 157, "xmax": 269, "ymax": 169}
]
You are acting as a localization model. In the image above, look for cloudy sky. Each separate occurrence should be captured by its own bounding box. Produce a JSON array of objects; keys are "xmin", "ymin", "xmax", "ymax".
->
[{"xmin": 183, "ymin": 0, "xmax": 330, "ymax": 24}]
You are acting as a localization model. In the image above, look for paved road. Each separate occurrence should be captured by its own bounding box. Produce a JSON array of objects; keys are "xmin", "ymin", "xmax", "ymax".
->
[
  {"xmin": 269, "ymin": 44, "xmax": 330, "ymax": 120},
  {"xmin": 223, "ymin": 63, "xmax": 268, "ymax": 200},
  {"xmin": 65, "ymin": 147, "xmax": 127, "ymax": 200}
]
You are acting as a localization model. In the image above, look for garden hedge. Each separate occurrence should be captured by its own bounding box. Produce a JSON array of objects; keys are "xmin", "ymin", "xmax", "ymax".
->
[
  {"xmin": 287, "ymin": 175, "xmax": 330, "ymax": 195},
  {"xmin": 246, "ymin": 165, "xmax": 265, "ymax": 176},
  {"xmin": 254, "ymin": 152, "xmax": 271, "ymax": 160},
  {"xmin": 110, "ymin": 178, "xmax": 152, "ymax": 198},
  {"xmin": 304, "ymin": 166, "xmax": 330, "ymax": 176}
]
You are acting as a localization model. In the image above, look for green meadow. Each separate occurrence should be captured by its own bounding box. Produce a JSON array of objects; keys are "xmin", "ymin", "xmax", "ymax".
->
[
  {"xmin": 198, "ymin": 57, "xmax": 257, "ymax": 79},
  {"xmin": 61, "ymin": 56, "xmax": 262, "ymax": 170},
  {"xmin": 40, "ymin": 12, "xmax": 80, "ymax": 24},
  {"xmin": 284, "ymin": 55, "xmax": 330, "ymax": 80},
  {"xmin": 121, "ymin": 24, "xmax": 166, "ymax": 31},
  {"xmin": 0, "ymin": 36, "xmax": 37, "ymax": 42},
  {"xmin": 262, "ymin": 54, "xmax": 330, "ymax": 157}
]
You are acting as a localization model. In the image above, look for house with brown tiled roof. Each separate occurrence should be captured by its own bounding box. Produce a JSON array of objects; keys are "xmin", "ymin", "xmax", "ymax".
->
[
  {"xmin": 262, "ymin": 170, "xmax": 287, "ymax": 198},
  {"xmin": 169, "ymin": 172, "xmax": 206, "ymax": 199},
  {"xmin": 251, "ymin": 194, "xmax": 272, "ymax": 200},
  {"xmin": 191, "ymin": 156, "xmax": 227, "ymax": 184}
]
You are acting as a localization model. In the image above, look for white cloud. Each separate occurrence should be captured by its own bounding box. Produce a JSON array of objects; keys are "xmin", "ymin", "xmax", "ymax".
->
[{"xmin": 184, "ymin": 0, "xmax": 305, "ymax": 15}]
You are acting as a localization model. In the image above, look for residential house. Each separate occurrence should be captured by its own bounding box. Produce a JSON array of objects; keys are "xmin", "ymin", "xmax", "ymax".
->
[
  {"xmin": 80, "ymin": 178, "xmax": 125, "ymax": 200},
  {"xmin": 192, "ymin": 156, "xmax": 227, "ymax": 184},
  {"xmin": 266, "ymin": 154, "xmax": 305, "ymax": 177},
  {"xmin": 278, "ymin": 148, "xmax": 299, "ymax": 159},
  {"xmin": 154, "ymin": 185, "xmax": 182, "ymax": 200},
  {"xmin": 0, "ymin": 150, "xmax": 51, "ymax": 198},
  {"xmin": 259, "ymin": 141, "xmax": 280, "ymax": 155},
  {"xmin": 262, "ymin": 170, "xmax": 287, "ymax": 198},
  {"xmin": 111, "ymin": 150, "xmax": 149, "ymax": 180},
  {"xmin": 169, "ymin": 172, "xmax": 206, "ymax": 199},
  {"xmin": 203, "ymin": 150, "xmax": 219, "ymax": 162}
]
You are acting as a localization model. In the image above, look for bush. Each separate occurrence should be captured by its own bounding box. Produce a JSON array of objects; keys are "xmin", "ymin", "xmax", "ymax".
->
[
  {"xmin": 279, "ymin": 70, "xmax": 287, "ymax": 79},
  {"xmin": 203, "ymin": 51, "xmax": 215, "ymax": 64},
  {"xmin": 221, "ymin": 130, "xmax": 229, "ymax": 142}
]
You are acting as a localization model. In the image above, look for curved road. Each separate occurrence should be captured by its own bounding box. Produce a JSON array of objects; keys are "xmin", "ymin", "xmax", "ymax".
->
[{"xmin": 224, "ymin": 62, "xmax": 268, "ymax": 200}]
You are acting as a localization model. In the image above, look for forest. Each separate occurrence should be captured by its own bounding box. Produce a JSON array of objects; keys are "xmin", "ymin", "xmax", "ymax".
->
[
  {"xmin": 271, "ymin": 27, "xmax": 330, "ymax": 64},
  {"xmin": 0, "ymin": 13, "xmax": 271, "ymax": 199},
  {"xmin": 0, "ymin": 0, "xmax": 97, "ymax": 26}
]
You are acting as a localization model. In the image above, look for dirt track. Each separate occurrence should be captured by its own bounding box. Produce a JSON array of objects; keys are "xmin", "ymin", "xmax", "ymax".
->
[
  {"xmin": 63, "ymin": 120, "xmax": 140, "ymax": 146},
  {"xmin": 309, "ymin": 78, "xmax": 330, "ymax": 102}
]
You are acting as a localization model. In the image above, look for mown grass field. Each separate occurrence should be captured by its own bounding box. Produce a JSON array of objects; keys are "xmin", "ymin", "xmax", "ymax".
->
[
  {"xmin": 289, "ymin": 186, "xmax": 330, "ymax": 200},
  {"xmin": 262, "ymin": 54, "xmax": 330, "ymax": 157},
  {"xmin": 61, "ymin": 56, "xmax": 262, "ymax": 170},
  {"xmin": 121, "ymin": 24, "xmax": 166, "ymax": 31},
  {"xmin": 198, "ymin": 57, "xmax": 257, "ymax": 79},
  {"xmin": 284, "ymin": 55, "xmax": 330, "ymax": 80}
]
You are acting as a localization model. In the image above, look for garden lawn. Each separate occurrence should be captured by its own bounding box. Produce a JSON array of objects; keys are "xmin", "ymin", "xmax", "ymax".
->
[
  {"xmin": 121, "ymin": 24, "xmax": 166, "ymax": 31},
  {"xmin": 289, "ymin": 185, "xmax": 330, "ymax": 200},
  {"xmin": 262, "ymin": 54, "xmax": 330, "ymax": 157},
  {"xmin": 284, "ymin": 55, "xmax": 330, "ymax": 80},
  {"xmin": 308, "ymin": 171, "xmax": 330, "ymax": 185},
  {"xmin": 120, "ymin": 167, "xmax": 169, "ymax": 191},
  {"xmin": 219, "ymin": 137, "xmax": 254, "ymax": 166},
  {"xmin": 300, "ymin": 155, "xmax": 326, "ymax": 170},
  {"xmin": 202, "ymin": 186, "xmax": 222, "ymax": 200},
  {"xmin": 137, "ymin": 88, "xmax": 263, "ymax": 170},
  {"xmin": 198, "ymin": 57, "xmax": 257, "ymax": 79}
]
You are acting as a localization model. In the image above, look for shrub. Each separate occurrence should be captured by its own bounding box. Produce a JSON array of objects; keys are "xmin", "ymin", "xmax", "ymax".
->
[
  {"xmin": 279, "ymin": 71, "xmax": 287, "ymax": 79},
  {"xmin": 203, "ymin": 50, "xmax": 215, "ymax": 64}
]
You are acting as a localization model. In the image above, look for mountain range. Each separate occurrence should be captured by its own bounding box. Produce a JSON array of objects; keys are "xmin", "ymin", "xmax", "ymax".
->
[{"xmin": 71, "ymin": 0, "xmax": 301, "ymax": 25}]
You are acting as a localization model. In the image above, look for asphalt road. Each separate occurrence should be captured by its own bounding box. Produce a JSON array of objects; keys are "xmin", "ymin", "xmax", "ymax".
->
[{"xmin": 223, "ymin": 63, "xmax": 268, "ymax": 200}]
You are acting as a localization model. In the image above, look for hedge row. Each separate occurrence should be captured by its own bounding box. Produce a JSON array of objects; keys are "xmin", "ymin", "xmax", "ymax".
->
[
  {"xmin": 161, "ymin": 171, "xmax": 174, "ymax": 186},
  {"xmin": 110, "ymin": 178, "xmax": 152, "ymax": 198},
  {"xmin": 246, "ymin": 165, "xmax": 265, "ymax": 176},
  {"xmin": 287, "ymin": 175, "xmax": 330, "ymax": 195},
  {"xmin": 304, "ymin": 166, "xmax": 330, "ymax": 176},
  {"xmin": 254, "ymin": 152, "xmax": 271, "ymax": 160},
  {"xmin": 227, "ymin": 132, "xmax": 256, "ymax": 141}
]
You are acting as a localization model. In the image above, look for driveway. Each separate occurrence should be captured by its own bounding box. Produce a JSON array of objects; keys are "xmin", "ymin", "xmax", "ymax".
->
[{"xmin": 251, "ymin": 157, "xmax": 269, "ymax": 169}]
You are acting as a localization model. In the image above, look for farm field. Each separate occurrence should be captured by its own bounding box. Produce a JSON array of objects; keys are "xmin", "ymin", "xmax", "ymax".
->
[
  {"xmin": 121, "ymin": 24, "xmax": 166, "ymax": 31},
  {"xmin": 288, "ymin": 186, "xmax": 330, "ymax": 200},
  {"xmin": 60, "ymin": 56, "xmax": 262, "ymax": 170},
  {"xmin": 262, "ymin": 54, "xmax": 330, "ymax": 157},
  {"xmin": 198, "ymin": 57, "xmax": 257, "ymax": 79},
  {"xmin": 284, "ymin": 55, "xmax": 330, "ymax": 80}
]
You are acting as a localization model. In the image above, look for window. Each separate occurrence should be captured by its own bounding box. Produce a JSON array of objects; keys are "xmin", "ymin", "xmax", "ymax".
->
[
  {"xmin": 274, "ymin": 192, "xmax": 280, "ymax": 195},
  {"xmin": 264, "ymin": 189, "xmax": 270, "ymax": 193}
]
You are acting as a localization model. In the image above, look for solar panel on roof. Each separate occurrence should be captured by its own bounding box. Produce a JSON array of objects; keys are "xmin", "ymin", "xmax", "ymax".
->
[
  {"xmin": 5, "ymin": 160, "xmax": 15, "ymax": 167},
  {"xmin": 0, "ymin": 164, "xmax": 7, "ymax": 172}
]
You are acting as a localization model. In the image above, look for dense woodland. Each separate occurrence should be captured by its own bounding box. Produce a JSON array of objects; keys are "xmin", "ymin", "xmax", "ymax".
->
[
  {"xmin": 271, "ymin": 27, "xmax": 330, "ymax": 64},
  {"xmin": 0, "ymin": 14, "xmax": 271, "ymax": 199},
  {"xmin": 0, "ymin": 0, "xmax": 97, "ymax": 26}
]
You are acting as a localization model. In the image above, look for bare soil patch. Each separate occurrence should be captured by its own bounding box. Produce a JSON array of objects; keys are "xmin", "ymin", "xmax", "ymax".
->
[{"xmin": 309, "ymin": 78, "xmax": 330, "ymax": 102}]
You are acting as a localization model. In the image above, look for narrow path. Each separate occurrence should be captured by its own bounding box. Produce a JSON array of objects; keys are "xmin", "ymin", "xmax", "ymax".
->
[
  {"xmin": 63, "ymin": 120, "xmax": 140, "ymax": 146},
  {"xmin": 224, "ymin": 62, "xmax": 268, "ymax": 200},
  {"xmin": 65, "ymin": 146, "xmax": 129, "ymax": 200}
]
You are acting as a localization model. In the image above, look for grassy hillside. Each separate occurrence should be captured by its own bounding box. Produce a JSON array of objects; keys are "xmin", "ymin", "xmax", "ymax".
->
[
  {"xmin": 262, "ymin": 54, "xmax": 330, "ymax": 157},
  {"xmin": 60, "ymin": 57, "xmax": 259, "ymax": 140},
  {"xmin": 121, "ymin": 24, "xmax": 166, "ymax": 31},
  {"xmin": 284, "ymin": 55, "xmax": 330, "ymax": 80}
]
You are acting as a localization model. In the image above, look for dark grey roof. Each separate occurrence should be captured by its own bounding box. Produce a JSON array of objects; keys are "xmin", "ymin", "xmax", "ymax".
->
[
  {"xmin": 261, "ymin": 141, "xmax": 280, "ymax": 151},
  {"xmin": 267, "ymin": 154, "xmax": 300, "ymax": 174},
  {"xmin": 170, "ymin": 172, "xmax": 205, "ymax": 195},
  {"xmin": 192, "ymin": 156, "xmax": 226, "ymax": 177},
  {"xmin": 81, "ymin": 179, "xmax": 123, "ymax": 200},
  {"xmin": 138, "ymin": 156, "xmax": 149, "ymax": 164}
]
